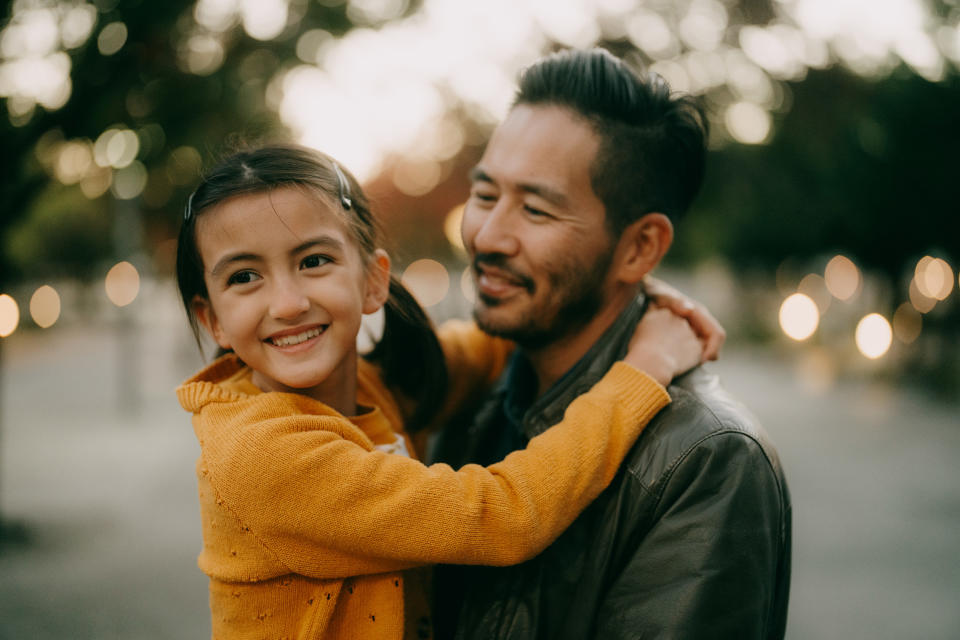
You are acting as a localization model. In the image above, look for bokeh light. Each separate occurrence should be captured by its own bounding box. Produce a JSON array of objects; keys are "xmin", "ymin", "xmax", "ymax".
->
[
  {"xmin": 401, "ymin": 259, "xmax": 449, "ymax": 308},
  {"xmin": 97, "ymin": 22, "xmax": 128, "ymax": 56},
  {"xmin": 444, "ymin": 204, "xmax": 465, "ymax": 253},
  {"xmin": 779, "ymin": 292, "xmax": 819, "ymax": 341},
  {"xmin": 94, "ymin": 127, "xmax": 140, "ymax": 169},
  {"xmin": 892, "ymin": 302, "xmax": 922, "ymax": 344},
  {"xmin": 241, "ymin": 0, "xmax": 289, "ymax": 41},
  {"xmin": 105, "ymin": 261, "xmax": 141, "ymax": 307},
  {"xmin": 392, "ymin": 159, "xmax": 442, "ymax": 196},
  {"xmin": 29, "ymin": 285, "xmax": 61, "ymax": 328},
  {"xmin": 914, "ymin": 256, "xmax": 954, "ymax": 301},
  {"xmin": 0, "ymin": 294, "xmax": 20, "ymax": 337},
  {"xmin": 111, "ymin": 161, "xmax": 148, "ymax": 200},
  {"xmin": 855, "ymin": 313, "xmax": 892, "ymax": 359},
  {"xmin": 824, "ymin": 254, "xmax": 860, "ymax": 300},
  {"xmin": 797, "ymin": 273, "xmax": 831, "ymax": 314},
  {"xmin": 908, "ymin": 277, "xmax": 937, "ymax": 313},
  {"xmin": 54, "ymin": 140, "xmax": 94, "ymax": 185},
  {"xmin": 724, "ymin": 101, "xmax": 771, "ymax": 144}
]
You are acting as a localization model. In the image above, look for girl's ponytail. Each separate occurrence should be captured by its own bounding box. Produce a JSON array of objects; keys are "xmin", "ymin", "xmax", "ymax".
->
[{"xmin": 365, "ymin": 274, "xmax": 447, "ymax": 431}]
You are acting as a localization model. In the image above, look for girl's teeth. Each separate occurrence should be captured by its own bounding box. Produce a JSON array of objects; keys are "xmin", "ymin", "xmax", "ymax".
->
[{"xmin": 272, "ymin": 327, "xmax": 322, "ymax": 347}]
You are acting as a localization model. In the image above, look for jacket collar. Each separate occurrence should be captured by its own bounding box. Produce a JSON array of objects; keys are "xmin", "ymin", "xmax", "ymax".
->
[{"xmin": 509, "ymin": 293, "xmax": 649, "ymax": 439}]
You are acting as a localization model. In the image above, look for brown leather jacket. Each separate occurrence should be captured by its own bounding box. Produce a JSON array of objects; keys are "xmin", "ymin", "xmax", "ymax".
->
[{"xmin": 431, "ymin": 297, "xmax": 791, "ymax": 639}]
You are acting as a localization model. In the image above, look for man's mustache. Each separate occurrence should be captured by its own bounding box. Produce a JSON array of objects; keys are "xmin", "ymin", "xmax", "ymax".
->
[{"xmin": 472, "ymin": 253, "xmax": 535, "ymax": 293}]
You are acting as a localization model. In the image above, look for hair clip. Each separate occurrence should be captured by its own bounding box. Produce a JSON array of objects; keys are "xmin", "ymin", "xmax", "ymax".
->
[
  {"xmin": 332, "ymin": 162, "xmax": 353, "ymax": 210},
  {"xmin": 183, "ymin": 191, "xmax": 195, "ymax": 221}
]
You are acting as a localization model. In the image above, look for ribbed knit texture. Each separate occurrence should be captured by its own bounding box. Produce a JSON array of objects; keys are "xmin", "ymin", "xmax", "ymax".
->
[{"xmin": 177, "ymin": 323, "xmax": 670, "ymax": 639}]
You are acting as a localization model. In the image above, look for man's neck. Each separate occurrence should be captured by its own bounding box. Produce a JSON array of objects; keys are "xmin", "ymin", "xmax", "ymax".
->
[{"xmin": 525, "ymin": 287, "xmax": 639, "ymax": 397}]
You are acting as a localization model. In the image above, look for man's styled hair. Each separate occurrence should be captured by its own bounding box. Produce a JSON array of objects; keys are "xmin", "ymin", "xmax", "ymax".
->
[{"xmin": 514, "ymin": 48, "xmax": 708, "ymax": 235}]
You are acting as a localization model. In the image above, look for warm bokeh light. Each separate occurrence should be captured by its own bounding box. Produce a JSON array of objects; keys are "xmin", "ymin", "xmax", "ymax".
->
[
  {"xmin": 444, "ymin": 204, "xmax": 465, "ymax": 253},
  {"xmin": 724, "ymin": 101, "xmax": 771, "ymax": 144},
  {"xmin": 0, "ymin": 294, "xmax": 20, "ymax": 337},
  {"xmin": 54, "ymin": 140, "xmax": 94, "ymax": 185},
  {"xmin": 111, "ymin": 161, "xmax": 148, "ymax": 200},
  {"xmin": 94, "ymin": 127, "xmax": 140, "ymax": 169},
  {"xmin": 392, "ymin": 159, "xmax": 442, "ymax": 196},
  {"xmin": 29, "ymin": 285, "xmax": 61, "ymax": 328},
  {"xmin": 824, "ymin": 254, "xmax": 860, "ymax": 300},
  {"xmin": 779, "ymin": 293, "xmax": 819, "ymax": 341},
  {"xmin": 908, "ymin": 277, "xmax": 937, "ymax": 313},
  {"xmin": 105, "ymin": 261, "xmax": 141, "ymax": 307},
  {"xmin": 797, "ymin": 273, "xmax": 831, "ymax": 314},
  {"xmin": 855, "ymin": 313, "xmax": 893, "ymax": 359},
  {"xmin": 80, "ymin": 166, "xmax": 113, "ymax": 199},
  {"xmin": 914, "ymin": 256, "xmax": 954, "ymax": 301},
  {"xmin": 892, "ymin": 302, "xmax": 922, "ymax": 344},
  {"xmin": 401, "ymin": 259, "xmax": 450, "ymax": 308},
  {"xmin": 97, "ymin": 22, "xmax": 128, "ymax": 56}
]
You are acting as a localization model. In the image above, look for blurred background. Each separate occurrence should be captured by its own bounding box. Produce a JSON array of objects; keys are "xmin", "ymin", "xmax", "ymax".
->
[{"xmin": 0, "ymin": 0, "xmax": 958, "ymax": 638}]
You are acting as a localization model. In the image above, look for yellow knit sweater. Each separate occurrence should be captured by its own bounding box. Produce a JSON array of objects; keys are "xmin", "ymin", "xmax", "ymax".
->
[{"xmin": 176, "ymin": 323, "xmax": 670, "ymax": 640}]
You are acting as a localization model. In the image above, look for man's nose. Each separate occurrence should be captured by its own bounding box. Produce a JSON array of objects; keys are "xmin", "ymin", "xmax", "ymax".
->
[
  {"xmin": 269, "ymin": 277, "xmax": 310, "ymax": 320},
  {"xmin": 469, "ymin": 202, "xmax": 520, "ymax": 256}
]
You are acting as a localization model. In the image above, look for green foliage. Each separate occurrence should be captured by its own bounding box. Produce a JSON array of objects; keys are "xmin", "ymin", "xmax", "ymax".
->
[
  {"xmin": 4, "ymin": 184, "xmax": 111, "ymax": 281},
  {"xmin": 673, "ymin": 66, "xmax": 960, "ymax": 279}
]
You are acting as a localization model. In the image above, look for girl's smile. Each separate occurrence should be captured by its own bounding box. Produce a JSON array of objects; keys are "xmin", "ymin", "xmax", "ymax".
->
[
  {"xmin": 265, "ymin": 324, "xmax": 326, "ymax": 349},
  {"xmin": 191, "ymin": 186, "xmax": 389, "ymax": 413}
]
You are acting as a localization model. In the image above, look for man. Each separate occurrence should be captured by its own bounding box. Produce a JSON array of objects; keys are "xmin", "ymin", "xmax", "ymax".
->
[{"xmin": 431, "ymin": 49, "xmax": 791, "ymax": 639}]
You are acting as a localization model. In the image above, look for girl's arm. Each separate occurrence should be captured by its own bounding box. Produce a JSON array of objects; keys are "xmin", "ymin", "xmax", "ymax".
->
[
  {"xmin": 195, "ymin": 309, "xmax": 701, "ymax": 581},
  {"xmin": 430, "ymin": 281, "xmax": 725, "ymax": 428}
]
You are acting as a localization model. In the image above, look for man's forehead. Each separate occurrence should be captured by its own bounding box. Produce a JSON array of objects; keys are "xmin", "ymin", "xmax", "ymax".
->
[{"xmin": 478, "ymin": 104, "xmax": 599, "ymax": 195}]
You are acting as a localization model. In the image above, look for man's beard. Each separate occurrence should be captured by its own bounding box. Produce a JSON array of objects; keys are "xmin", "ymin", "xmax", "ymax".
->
[{"xmin": 472, "ymin": 246, "xmax": 614, "ymax": 351}]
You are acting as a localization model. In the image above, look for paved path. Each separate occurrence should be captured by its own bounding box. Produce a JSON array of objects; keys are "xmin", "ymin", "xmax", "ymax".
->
[{"xmin": 1, "ymin": 285, "xmax": 958, "ymax": 638}]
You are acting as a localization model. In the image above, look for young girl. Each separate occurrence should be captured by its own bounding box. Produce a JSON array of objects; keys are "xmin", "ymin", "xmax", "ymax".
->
[{"xmin": 175, "ymin": 144, "xmax": 707, "ymax": 639}]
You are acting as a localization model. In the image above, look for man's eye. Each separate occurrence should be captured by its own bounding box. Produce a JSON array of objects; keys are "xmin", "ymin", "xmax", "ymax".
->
[
  {"xmin": 471, "ymin": 190, "xmax": 497, "ymax": 202},
  {"xmin": 524, "ymin": 205, "xmax": 549, "ymax": 217},
  {"xmin": 227, "ymin": 270, "xmax": 260, "ymax": 285},
  {"xmin": 301, "ymin": 254, "xmax": 331, "ymax": 269}
]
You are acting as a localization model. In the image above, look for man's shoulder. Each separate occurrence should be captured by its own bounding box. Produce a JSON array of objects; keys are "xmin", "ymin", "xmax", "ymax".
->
[{"xmin": 621, "ymin": 365, "xmax": 784, "ymax": 490}]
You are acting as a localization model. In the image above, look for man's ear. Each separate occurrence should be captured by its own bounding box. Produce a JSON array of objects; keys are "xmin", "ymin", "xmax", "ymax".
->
[
  {"xmin": 363, "ymin": 249, "xmax": 392, "ymax": 314},
  {"xmin": 192, "ymin": 296, "xmax": 231, "ymax": 350},
  {"xmin": 612, "ymin": 213, "xmax": 674, "ymax": 284}
]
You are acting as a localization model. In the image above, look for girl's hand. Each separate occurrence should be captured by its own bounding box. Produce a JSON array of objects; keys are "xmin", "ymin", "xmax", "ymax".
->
[
  {"xmin": 644, "ymin": 275, "xmax": 725, "ymax": 362},
  {"xmin": 623, "ymin": 307, "xmax": 705, "ymax": 387}
]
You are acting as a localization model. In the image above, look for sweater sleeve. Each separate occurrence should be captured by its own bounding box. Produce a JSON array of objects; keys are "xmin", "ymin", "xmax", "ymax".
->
[{"xmin": 199, "ymin": 362, "xmax": 669, "ymax": 580}]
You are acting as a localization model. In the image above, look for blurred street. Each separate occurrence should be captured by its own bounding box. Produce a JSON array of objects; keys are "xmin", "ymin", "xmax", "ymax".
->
[{"xmin": 1, "ymin": 284, "xmax": 958, "ymax": 639}]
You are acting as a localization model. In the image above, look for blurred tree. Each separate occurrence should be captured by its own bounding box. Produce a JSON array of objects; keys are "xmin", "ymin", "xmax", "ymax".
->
[
  {"xmin": 0, "ymin": 0, "xmax": 394, "ymax": 291},
  {"xmin": 674, "ymin": 66, "xmax": 960, "ymax": 279},
  {"xmin": 669, "ymin": 64, "xmax": 960, "ymax": 397}
]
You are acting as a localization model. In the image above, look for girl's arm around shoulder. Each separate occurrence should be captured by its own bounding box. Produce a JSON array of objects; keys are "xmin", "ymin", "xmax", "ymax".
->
[{"xmin": 197, "ymin": 365, "xmax": 669, "ymax": 581}]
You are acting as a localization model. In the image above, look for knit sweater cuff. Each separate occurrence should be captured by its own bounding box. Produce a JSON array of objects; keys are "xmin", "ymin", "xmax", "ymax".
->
[{"xmin": 602, "ymin": 361, "xmax": 672, "ymax": 421}]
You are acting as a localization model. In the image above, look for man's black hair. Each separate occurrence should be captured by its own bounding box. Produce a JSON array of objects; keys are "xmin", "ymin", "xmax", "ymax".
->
[{"xmin": 514, "ymin": 48, "xmax": 708, "ymax": 235}]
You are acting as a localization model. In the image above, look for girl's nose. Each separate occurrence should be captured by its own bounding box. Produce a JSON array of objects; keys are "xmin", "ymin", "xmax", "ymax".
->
[{"xmin": 269, "ymin": 279, "xmax": 310, "ymax": 320}]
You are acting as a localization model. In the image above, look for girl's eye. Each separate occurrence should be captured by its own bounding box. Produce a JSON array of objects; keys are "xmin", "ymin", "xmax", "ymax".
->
[
  {"xmin": 301, "ymin": 254, "xmax": 331, "ymax": 269},
  {"xmin": 227, "ymin": 270, "xmax": 260, "ymax": 286}
]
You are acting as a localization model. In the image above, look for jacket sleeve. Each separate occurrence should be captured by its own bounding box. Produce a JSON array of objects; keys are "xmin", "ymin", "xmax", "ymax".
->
[
  {"xmin": 593, "ymin": 430, "xmax": 789, "ymax": 640},
  {"xmin": 200, "ymin": 363, "xmax": 669, "ymax": 581}
]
